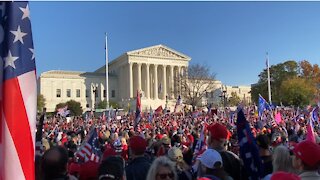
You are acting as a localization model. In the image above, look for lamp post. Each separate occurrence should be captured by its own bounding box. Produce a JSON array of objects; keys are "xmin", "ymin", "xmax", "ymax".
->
[
  {"xmin": 92, "ymin": 83, "xmax": 98, "ymax": 110},
  {"xmin": 165, "ymin": 94, "xmax": 168, "ymax": 110},
  {"xmin": 219, "ymin": 86, "xmax": 227, "ymax": 108}
]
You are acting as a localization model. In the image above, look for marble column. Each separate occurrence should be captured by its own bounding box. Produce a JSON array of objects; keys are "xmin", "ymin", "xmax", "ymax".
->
[
  {"xmin": 129, "ymin": 63, "xmax": 133, "ymax": 98},
  {"xmin": 162, "ymin": 65, "xmax": 167, "ymax": 99},
  {"xmin": 137, "ymin": 63, "xmax": 141, "ymax": 92},
  {"xmin": 170, "ymin": 65, "xmax": 174, "ymax": 99},
  {"xmin": 178, "ymin": 66, "xmax": 181, "ymax": 96},
  {"xmin": 154, "ymin": 65, "xmax": 158, "ymax": 99},
  {"xmin": 146, "ymin": 64, "xmax": 150, "ymax": 99}
]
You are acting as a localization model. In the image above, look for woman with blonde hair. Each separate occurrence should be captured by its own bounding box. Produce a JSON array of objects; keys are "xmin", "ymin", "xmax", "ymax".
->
[
  {"xmin": 272, "ymin": 145, "xmax": 294, "ymax": 173},
  {"xmin": 167, "ymin": 147, "xmax": 193, "ymax": 180},
  {"xmin": 146, "ymin": 156, "xmax": 178, "ymax": 180},
  {"xmin": 263, "ymin": 145, "xmax": 294, "ymax": 180}
]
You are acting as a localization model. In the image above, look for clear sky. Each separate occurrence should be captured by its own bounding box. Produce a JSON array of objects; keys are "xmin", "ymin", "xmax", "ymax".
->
[{"xmin": 29, "ymin": 2, "xmax": 320, "ymax": 86}]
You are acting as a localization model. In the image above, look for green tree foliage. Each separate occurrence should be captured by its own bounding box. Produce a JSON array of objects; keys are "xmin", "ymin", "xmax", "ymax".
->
[
  {"xmin": 96, "ymin": 100, "xmax": 107, "ymax": 109},
  {"xmin": 252, "ymin": 60, "xmax": 319, "ymax": 106},
  {"xmin": 66, "ymin": 100, "xmax": 83, "ymax": 116},
  {"xmin": 228, "ymin": 92, "xmax": 241, "ymax": 106},
  {"xmin": 37, "ymin": 94, "xmax": 46, "ymax": 112},
  {"xmin": 96, "ymin": 100, "xmax": 121, "ymax": 109},
  {"xmin": 55, "ymin": 102, "xmax": 67, "ymax": 112},
  {"xmin": 109, "ymin": 101, "xmax": 121, "ymax": 109},
  {"xmin": 280, "ymin": 77, "xmax": 316, "ymax": 107}
]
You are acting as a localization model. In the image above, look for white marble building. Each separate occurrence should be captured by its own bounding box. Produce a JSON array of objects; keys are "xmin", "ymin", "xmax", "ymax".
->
[{"xmin": 39, "ymin": 44, "xmax": 249, "ymax": 112}]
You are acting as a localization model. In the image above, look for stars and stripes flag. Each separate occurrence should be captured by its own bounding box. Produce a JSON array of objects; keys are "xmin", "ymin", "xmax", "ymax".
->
[
  {"xmin": 57, "ymin": 105, "xmax": 70, "ymax": 117},
  {"xmin": 0, "ymin": 2, "xmax": 37, "ymax": 180},
  {"xmin": 76, "ymin": 128, "xmax": 101, "ymax": 163},
  {"xmin": 237, "ymin": 109, "xmax": 263, "ymax": 180},
  {"xmin": 194, "ymin": 125, "xmax": 206, "ymax": 156}
]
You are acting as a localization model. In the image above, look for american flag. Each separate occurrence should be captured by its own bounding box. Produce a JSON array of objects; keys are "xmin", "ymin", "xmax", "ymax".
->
[
  {"xmin": 0, "ymin": 2, "xmax": 37, "ymax": 180},
  {"xmin": 194, "ymin": 125, "xmax": 206, "ymax": 156},
  {"xmin": 237, "ymin": 109, "xmax": 263, "ymax": 180},
  {"xmin": 76, "ymin": 128, "xmax": 101, "ymax": 163},
  {"xmin": 57, "ymin": 105, "xmax": 70, "ymax": 117}
]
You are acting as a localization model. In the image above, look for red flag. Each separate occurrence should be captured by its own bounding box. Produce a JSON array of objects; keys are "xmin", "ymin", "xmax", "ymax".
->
[
  {"xmin": 1, "ymin": 2, "xmax": 37, "ymax": 180},
  {"xmin": 155, "ymin": 105, "xmax": 163, "ymax": 114},
  {"xmin": 306, "ymin": 119, "xmax": 316, "ymax": 143}
]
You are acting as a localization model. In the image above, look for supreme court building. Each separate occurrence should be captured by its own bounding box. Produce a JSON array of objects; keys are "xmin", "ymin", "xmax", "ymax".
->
[{"xmin": 39, "ymin": 44, "xmax": 226, "ymax": 112}]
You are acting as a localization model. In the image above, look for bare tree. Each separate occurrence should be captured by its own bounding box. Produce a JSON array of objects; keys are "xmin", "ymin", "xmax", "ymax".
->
[{"xmin": 178, "ymin": 64, "xmax": 216, "ymax": 110}]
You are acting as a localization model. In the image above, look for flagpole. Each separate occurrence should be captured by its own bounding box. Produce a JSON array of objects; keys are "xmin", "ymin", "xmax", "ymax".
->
[
  {"xmin": 266, "ymin": 52, "xmax": 272, "ymax": 104},
  {"xmin": 105, "ymin": 33, "xmax": 109, "ymax": 109}
]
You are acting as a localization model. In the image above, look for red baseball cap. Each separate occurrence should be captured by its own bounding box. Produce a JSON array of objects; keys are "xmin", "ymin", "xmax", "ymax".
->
[
  {"xmin": 207, "ymin": 123, "xmax": 228, "ymax": 141},
  {"xmin": 271, "ymin": 171, "xmax": 300, "ymax": 180},
  {"xmin": 129, "ymin": 135, "xmax": 147, "ymax": 153},
  {"xmin": 79, "ymin": 161, "xmax": 99, "ymax": 180},
  {"xmin": 293, "ymin": 140, "xmax": 320, "ymax": 168},
  {"xmin": 102, "ymin": 147, "xmax": 117, "ymax": 160}
]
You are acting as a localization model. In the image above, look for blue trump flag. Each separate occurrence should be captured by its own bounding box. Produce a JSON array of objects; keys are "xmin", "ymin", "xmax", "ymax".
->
[
  {"xmin": 258, "ymin": 94, "xmax": 271, "ymax": 118},
  {"xmin": 237, "ymin": 109, "xmax": 263, "ymax": 180}
]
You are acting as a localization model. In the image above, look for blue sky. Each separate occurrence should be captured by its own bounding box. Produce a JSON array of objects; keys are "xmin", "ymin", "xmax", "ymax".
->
[{"xmin": 29, "ymin": 2, "xmax": 320, "ymax": 86}]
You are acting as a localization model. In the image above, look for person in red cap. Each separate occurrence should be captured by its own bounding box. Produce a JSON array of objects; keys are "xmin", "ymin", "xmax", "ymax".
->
[
  {"xmin": 79, "ymin": 161, "xmax": 99, "ymax": 180},
  {"xmin": 126, "ymin": 135, "xmax": 152, "ymax": 180},
  {"xmin": 207, "ymin": 123, "xmax": 244, "ymax": 180},
  {"xmin": 270, "ymin": 171, "xmax": 301, "ymax": 180},
  {"xmin": 292, "ymin": 140, "xmax": 320, "ymax": 180}
]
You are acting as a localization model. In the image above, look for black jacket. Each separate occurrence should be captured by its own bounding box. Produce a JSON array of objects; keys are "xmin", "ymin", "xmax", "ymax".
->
[
  {"xmin": 125, "ymin": 156, "xmax": 152, "ymax": 180},
  {"xmin": 219, "ymin": 150, "xmax": 245, "ymax": 180}
]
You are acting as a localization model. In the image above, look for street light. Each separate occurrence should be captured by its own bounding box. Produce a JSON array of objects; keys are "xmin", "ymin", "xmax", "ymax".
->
[
  {"xmin": 92, "ymin": 83, "xmax": 98, "ymax": 110},
  {"xmin": 219, "ymin": 86, "xmax": 227, "ymax": 107},
  {"xmin": 165, "ymin": 94, "xmax": 168, "ymax": 110}
]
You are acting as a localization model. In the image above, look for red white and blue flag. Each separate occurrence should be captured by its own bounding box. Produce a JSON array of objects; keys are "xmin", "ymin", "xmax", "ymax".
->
[
  {"xmin": 76, "ymin": 128, "xmax": 101, "ymax": 163},
  {"xmin": 0, "ymin": 2, "xmax": 37, "ymax": 180},
  {"xmin": 57, "ymin": 105, "xmax": 70, "ymax": 117},
  {"xmin": 194, "ymin": 125, "xmax": 206, "ymax": 156}
]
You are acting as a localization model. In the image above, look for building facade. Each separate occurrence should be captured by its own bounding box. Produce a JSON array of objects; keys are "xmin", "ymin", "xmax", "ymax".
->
[{"xmin": 39, "ymin": 44, "xmax": 249, "ymax": 112}]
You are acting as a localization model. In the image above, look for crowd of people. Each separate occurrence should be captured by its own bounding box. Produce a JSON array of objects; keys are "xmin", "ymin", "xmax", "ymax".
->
[{"xmin": 35, "ymin": 105, "xmax": 320, "ymax": 180}]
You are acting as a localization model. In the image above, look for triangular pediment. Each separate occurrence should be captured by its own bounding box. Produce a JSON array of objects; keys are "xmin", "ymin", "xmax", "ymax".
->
[{"xmin": 127, "ymin": 44, "xmax": 191, "ymax": 60}]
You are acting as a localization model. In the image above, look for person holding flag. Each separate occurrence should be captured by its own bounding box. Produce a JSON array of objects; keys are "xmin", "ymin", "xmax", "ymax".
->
[
  {"xmin": 236, "ymin": 107, "xmax": 263, "ymax": 180},
  {"xmin": 135, "ymin": 90, "xmax": 141, "ymax": 129}
]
